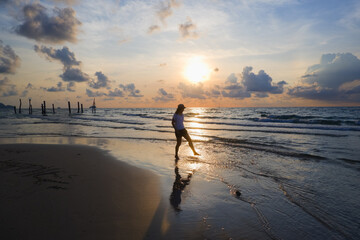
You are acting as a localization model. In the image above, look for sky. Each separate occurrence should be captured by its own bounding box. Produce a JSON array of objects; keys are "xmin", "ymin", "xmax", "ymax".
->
[{"xmin": 0, "ymin": 0, "xmax": 360, "ymax": 108}]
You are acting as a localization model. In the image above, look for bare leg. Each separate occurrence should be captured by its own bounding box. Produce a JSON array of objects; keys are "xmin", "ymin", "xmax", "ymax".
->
[
  {"xmin": 184, "ymin": 133, "xmax": 199, "ymax": 155},
  {"xmin": 175, "ymin": 135, "xmax": 182, "ymax": 159}
]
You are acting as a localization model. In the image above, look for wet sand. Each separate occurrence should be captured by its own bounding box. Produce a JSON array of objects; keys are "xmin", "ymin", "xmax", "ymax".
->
[{"xmin": 0, "ymin": 144, "xmax": 163, "ymax": 240}]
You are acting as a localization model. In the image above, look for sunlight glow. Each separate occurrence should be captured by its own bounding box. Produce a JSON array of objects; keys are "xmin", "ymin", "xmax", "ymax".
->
[{"xmin": 184, "ymin": 57, "xmax": 211, "ymax": 83}]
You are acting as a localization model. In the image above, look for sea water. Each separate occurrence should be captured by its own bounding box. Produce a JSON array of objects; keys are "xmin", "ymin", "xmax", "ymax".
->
[{"xmin": 0, "ymin": 107, "xmax": 359, "ymax": 239}]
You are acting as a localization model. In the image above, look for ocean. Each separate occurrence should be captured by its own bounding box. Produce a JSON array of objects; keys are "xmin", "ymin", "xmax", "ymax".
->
[{"xmin": 0, "ymin": 106, "xmax": 359, "ymax": 239}]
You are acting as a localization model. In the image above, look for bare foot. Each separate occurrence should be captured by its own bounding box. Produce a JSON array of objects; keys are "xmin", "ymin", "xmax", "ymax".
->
[{"xmin": 194, "ymin": 152, "xmax": 200, "ymax": 156}]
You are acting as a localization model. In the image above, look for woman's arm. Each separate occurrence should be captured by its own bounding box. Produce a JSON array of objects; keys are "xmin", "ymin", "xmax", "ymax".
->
[{"xmin": 172, "ymin": 115, "xmax": 176, "ymax": 130}]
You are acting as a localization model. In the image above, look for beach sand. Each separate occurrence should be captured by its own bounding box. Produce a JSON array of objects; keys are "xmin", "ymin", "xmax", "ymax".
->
[{"xmin": 0, "ymin": 144, "xmax": 163, "ymax": 240}]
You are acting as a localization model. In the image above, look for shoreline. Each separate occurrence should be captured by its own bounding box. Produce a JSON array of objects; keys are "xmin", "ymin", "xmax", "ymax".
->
[{"xmin": 0, "ymin": 143, "xmax": 163, "ymax": 239}]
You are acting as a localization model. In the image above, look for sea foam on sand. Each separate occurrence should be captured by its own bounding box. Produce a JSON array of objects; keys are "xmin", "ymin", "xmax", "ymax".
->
[{"xmin": 0, "ymin": 144, "xmax": 162, "ymax": 240}]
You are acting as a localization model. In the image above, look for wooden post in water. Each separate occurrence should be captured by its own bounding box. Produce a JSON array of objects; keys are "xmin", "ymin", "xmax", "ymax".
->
[
  {"xmin": 19, "ymin": 99, "xmax": 22, "ymax": 114},
  {"xmin": 14, "ymin": 106, "xmax": 17, "ymax": 114},
  {"xmin": 28, "ymin": 99, "xmax": 32, "ymax": 115},
  {"xmin": 52, "ymin": 104, "xmax": 55, "ymax": 114},
  {"xmin": 81, "ymin": 104, "xmax": 83, "ymax": 113},
  {"xmin": 68, "ymin": 101, "xmax": 71, "ymax": 114},
  {"xmin": 43, "ymin": 101, "xmax": 46, "ymax": 115},
  {"xmin": 77, "ymin": 102, "xmax": 80, "ymax": 113}
]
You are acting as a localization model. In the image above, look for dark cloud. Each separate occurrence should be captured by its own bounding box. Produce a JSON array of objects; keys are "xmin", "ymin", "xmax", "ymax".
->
[
  {"xmin": 20, "ymin": 90, "xmax": 28, "ymax": 97},
  {"xmin": 34, "ymin": 44, "xmax": 88, "ymax": 87},
  {"xmin": 67, "ymin": 82, "xmax": 75, "ymax": 92},
  {"xmin": 1, "ymin": 84, "xmax": 18, "ymax": 97},
  {"xmin": 221, "ymin": 67, "xmax": 286, "ymax": 99},
  {"xmin": 60, "ymin": 67, "xmax": 90, "ymax": 82},
  {"xmin": 221, "ymin": 85, "xmax": 251, "ymax": 99},
  {"xmin": 288, "ymin": 53, "xmax": 360, "ymax": 102},
  {"xmin": 0, "ymin": 40, "xmax": 21, "ymax": 74},
  {"xmin": 51, "ymin": 0, "xmax": 77, "ymax": 4},
  {"xmin": 26, "ymin": 83, "xmax": 34, "ymax": 89},
  {"xmin": 119, "ymin": 83, "xmax": 143, "ymax": 97},
  {"xmin": 107, "ymin": 88, "xmax": 124, "ymax": 97},
  {"xmin": 242, "ymin": 66, "xmax": 286, "ymax": 94},
  {"xmin": 0, "ymin": 77, "xmax": 10, "ymax": 89},
  {"xmin": 34, "ymin": 45, "xmax": 80, "ymax": 67},
  {"xmin": 0, "ymin": 77, "xmax": 18, "ymax": 97},
  {"xmin": 179, "ymin": 17, "xmax": 198, "ymax": 40},
  {"xmin": 86, "ymin": 89, "xmax": 106, "ymax": 97},
  {"xmin": 303, "ymin": 53, "xmax": 360, "ymax": 88},
  {"xmin": 178, "ymin": 82, "xmax": 206, "ymax": 99},
  {"xmin": 41, "ymin": 81, "xmax": 65, "ymax": 92},
  {"xmin": 88, "ymin": 71, "xmax": 110, "ymax": 89},
  {"xmin": 153, "ymin": 88, "xmax": 175, "ymax": 102},
  {"xmin": 15, "ymin": 3, "xmax": 81, "ymax": 43},
  {"xmin": 205, "ymin": 86, "xmax": 221, "ymax": 98}
]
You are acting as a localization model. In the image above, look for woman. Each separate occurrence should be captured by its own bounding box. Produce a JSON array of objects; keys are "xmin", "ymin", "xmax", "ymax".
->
[{"xmin": 172, "ymin": 104, "xmax": 199, "ymax": 160}]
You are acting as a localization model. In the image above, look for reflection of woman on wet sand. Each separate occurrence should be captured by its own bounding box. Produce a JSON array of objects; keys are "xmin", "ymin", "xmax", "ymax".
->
[
  {"xmin": 172, "ymin": 104, "xmax": 199, "ymax": 160},
  {"xmin": 170, "ymin": 164, "xmax": 193, "ymax": 212}
]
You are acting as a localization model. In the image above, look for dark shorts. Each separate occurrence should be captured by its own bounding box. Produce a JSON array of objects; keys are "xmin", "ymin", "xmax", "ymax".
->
[{"xmin": 175, "ymin": 129, "xmax": 189, "ymax": 141}]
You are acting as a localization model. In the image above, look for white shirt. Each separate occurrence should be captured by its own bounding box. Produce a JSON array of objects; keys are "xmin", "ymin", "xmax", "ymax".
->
[{"xmin": 172, "ymin": 113, "xmax": 185, "ymax": 130}]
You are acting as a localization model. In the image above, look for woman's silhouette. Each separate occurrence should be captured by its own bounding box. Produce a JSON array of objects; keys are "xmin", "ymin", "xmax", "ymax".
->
[{"xmin": 171, "ymin": 104, "xmax": 199, "ymax": 160}]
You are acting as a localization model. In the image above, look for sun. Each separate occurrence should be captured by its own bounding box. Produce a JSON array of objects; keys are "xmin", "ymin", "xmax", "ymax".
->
[{"xmin": 184, "ymin": 57, "xmax": 211, "ymax": 83}]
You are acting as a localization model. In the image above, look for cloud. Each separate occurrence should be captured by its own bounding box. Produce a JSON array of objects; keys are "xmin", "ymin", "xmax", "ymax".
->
[
  {"xmin": 15, "ymin": 3, "xmax": 81, "ymax": 43},
  {"xmin": 34, "ymin": 44, "xmax": 89, "ymax": 85},
  {"xmin": 34, "ymin": 45, "xmax": 80, "ymax": 67},
  {"xmin": 242, "ymin": 66, "xmax": 286, "ymax": 94},
  {"xmin": 26, "ymin": 83, "xmax": 34, "ymax": 89},
  {"xmin": 86, "ymin": 87, "xmax": 125, "ymax": 98},
  {"xmin": 60, "ymin": 67, "xmax": 90, "ymax": 82},
  {"xmin": 119, "ymin": 83, "xmax": 143, "ymax": 97},
  {"xmin": 67, "ymin": 81, "xmax": 75, "ymax": 92},
  {"xmin": 107, "ymin": 88, "xmax": 124, "ymax": 97},
  {"xmin": 148, "ymin": 25, "xmax": 160, "ymax": 34},
  {"xmin": 157, "ymin": 0, "xmax": 181, "ymax": 25},
  {"xmin": 51, "ymin": 0, "xmax": 78, "ymax": 5},
  {"xmin": 226, "ymin": 73, "xmax": 238, "ymax": 84},
  {"xmin": 0, "ymin": 77, "xmax": 10, "ymax": 90},
  {"xmin": 301, "ymin": 53, "xmax": 360, "ymax": 89},
  {"xmin": 88, "ymin": 71, "xmax": 110, "ymax": 89},
  {"xmin": 153, "ymin": 88, "xmax": 175, "ymax": 102},
  {"xmin": 288, "ymin": 53, "xmax": 360, "ymax": 102},
  {"xmin": 0, "ymin": 40, "xmax": 21, "ymax": 74},
  {"xmin": 20, "ymin": 90, "xmax": 28, "ymax": 97},
  {"xmin": 41, "ymin": 81, "xmax": 65, "ymax": 92},
  {"xmin": 0, "ymin": 77, "xmax": 18, "ymax": 97},
  {"xmin": 205, "ymin": 86, "xmax": 221, "ymax": 98},
  {"xmin": 1, "ymin": 84, "xmax": 18, "ymax": 97},
  {"xmin": 179, "ymin": 17, "xmax": 198, "ymax": 40},
  {"xmin": 221, "ymin": 67, "xmax": 286, "ymax": 99},
  {"xmin": 178, "ymin": 82, "xmax": 206, "ymax": 99},
  {"xmin": 221, "ymin": 84, "xmax": 251, "ymax": 99},
  {"xmin": 86, "ymin": 89, "xmax": 106, "ymax": 97}
]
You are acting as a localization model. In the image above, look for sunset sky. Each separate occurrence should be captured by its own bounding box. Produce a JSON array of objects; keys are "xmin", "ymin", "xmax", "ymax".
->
[{"xmin": 1, "ymin": 0, "xmax": 360, "ymax": 108}]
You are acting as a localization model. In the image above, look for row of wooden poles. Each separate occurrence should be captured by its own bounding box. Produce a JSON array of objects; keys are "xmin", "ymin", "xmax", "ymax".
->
[{"xmin": 14, "ymin": 99, "xmax": 84, "ymax": 115}]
